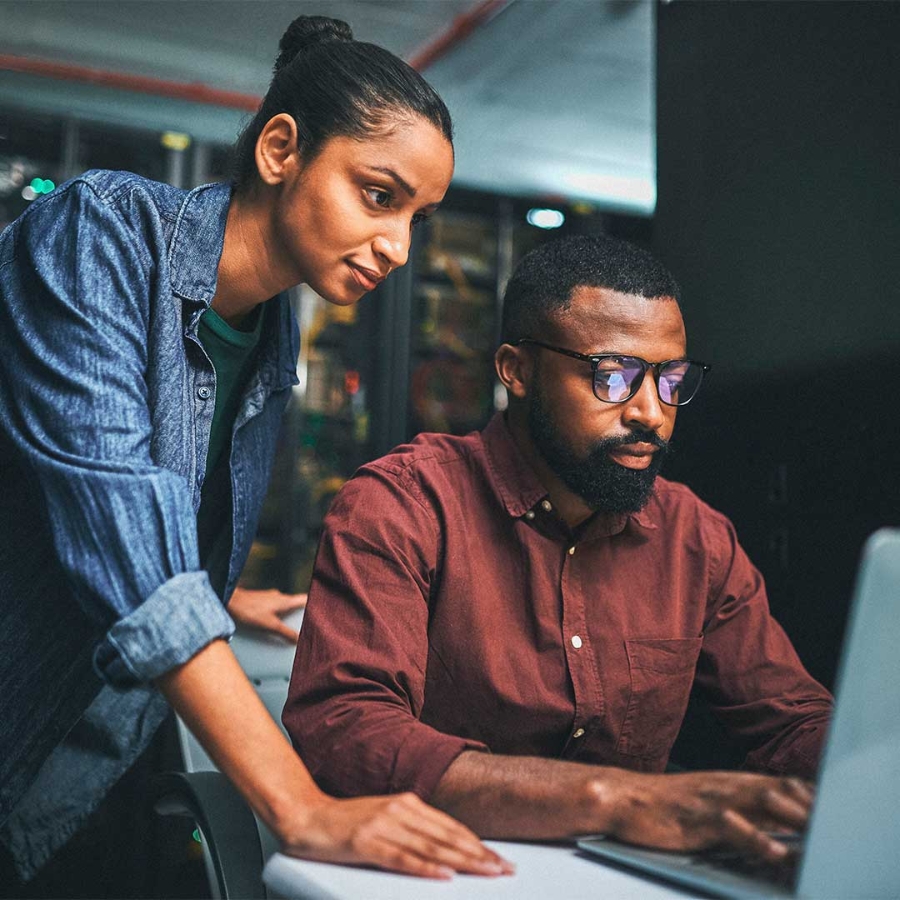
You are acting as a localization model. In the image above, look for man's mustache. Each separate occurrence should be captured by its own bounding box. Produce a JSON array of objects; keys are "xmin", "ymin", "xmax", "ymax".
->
[{"xmin": 599, "ymin": 430, "xmax": 670, "ymax": 452}]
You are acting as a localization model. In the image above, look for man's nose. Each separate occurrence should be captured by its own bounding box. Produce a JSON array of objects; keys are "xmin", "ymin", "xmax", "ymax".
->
[{"xmin": 621, "ymin": 371, "xmax": 667, "ymax": 433}]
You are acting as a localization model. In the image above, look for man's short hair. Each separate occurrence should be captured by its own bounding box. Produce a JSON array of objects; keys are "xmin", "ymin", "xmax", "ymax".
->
[{"xmin": 500, "ymin": 234, "xmax": 681, "ymax": 344}]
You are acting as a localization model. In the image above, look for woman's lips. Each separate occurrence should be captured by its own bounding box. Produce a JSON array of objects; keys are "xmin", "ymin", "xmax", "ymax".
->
[
  {"xmin": 607, "ymin": 443, "xmax": 657, "ymax": 470},
  {"xmin": 347, "ymin": 263, "xmax": 384, "ymax": 292}
]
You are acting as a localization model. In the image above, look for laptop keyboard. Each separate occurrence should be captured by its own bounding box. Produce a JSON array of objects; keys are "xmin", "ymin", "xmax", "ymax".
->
[{"xmin": 692, "ymin": 843, "xmax": 801, "ymax": 891}]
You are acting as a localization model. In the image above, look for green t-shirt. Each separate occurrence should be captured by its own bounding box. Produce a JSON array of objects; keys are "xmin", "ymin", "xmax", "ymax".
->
[{"xmin": 195, "ymin": 304, "xmax": 265, "ymax": 597}]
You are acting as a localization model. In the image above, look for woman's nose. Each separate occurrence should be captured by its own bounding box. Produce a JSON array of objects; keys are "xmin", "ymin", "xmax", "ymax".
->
[{"xmin": 372, "ymin": 232, "xmax": 409, "ymax": 271}]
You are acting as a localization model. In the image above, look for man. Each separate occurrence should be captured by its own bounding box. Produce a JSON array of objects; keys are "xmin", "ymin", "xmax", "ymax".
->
[{"xmin": 285, "ymin": 235, "xmax": 833, "ymax": 860}]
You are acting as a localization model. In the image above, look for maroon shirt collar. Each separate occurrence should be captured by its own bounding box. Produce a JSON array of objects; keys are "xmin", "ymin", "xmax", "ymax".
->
[{"xmin": 480, "ymin": 412, "xmax": 657, "ymax": 536}]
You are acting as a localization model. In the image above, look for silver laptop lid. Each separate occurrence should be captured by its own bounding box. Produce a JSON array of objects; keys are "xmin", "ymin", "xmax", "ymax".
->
[{"xmin": 798, "ymin": 528, "xmax": 900, "ymax": 898}]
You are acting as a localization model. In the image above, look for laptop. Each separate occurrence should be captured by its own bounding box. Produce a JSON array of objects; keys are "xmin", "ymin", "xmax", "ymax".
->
[{"xmin": 578, "ymin": 528, "xmax": 900, "ymax": 899}]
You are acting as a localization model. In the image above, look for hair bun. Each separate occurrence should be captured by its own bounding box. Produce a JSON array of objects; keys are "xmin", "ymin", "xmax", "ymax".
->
[{"xmin": 274, "ymin": 16, "xmax": 353, "ymax": 73}]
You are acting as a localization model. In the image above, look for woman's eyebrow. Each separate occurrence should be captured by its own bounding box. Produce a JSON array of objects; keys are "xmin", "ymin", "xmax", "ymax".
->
[{"xmin": 369, "ymin": 166, "xmax": 417, "ymax": 198}]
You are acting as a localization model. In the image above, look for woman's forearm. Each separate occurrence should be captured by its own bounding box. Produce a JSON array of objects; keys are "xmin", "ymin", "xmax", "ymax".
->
[
  {"xmin": 154, "ymin": 640, "xmax": 512, "ymax": 878},
  {"xmin": 155, "ymin": 638, "xmax": 324, "ymax": 839}
]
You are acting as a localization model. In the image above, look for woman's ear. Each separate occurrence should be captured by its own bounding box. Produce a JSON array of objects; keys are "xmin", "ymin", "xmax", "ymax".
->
[
  {"xmin": 495, "ymin": 343, "xmax": 532, "ymax": 401},
  {"xmin": 255, "ymin": 114, "xmax": 300, "ymax": 186}
]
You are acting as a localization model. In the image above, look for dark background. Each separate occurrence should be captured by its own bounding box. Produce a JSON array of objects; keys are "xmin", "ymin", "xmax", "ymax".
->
[{"xmin": 654, "ymin": 1, "xmax": 900, "ymax": 768}]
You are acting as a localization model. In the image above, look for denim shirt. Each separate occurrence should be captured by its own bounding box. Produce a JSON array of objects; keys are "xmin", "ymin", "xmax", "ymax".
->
[{"xmin": 0, "ymin": 171, "xmax": 299, "ymax": 876}]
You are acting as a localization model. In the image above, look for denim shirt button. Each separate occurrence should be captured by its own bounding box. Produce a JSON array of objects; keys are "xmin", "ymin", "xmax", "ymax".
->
[{"xmin": 197, "ymin": 385, "xmax": 212, "ymax": 400}]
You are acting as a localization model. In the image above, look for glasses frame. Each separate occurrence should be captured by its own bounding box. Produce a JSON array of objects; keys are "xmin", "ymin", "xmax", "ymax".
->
[{"xmin": 514, "ymin": 338, "xmax": 711, "ymax": 407}]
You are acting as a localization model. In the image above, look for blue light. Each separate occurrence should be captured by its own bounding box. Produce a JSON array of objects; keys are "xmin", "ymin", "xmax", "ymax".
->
[{"xmin": 526, "ymin": 208, "xmax": 565, "ymax": 229}]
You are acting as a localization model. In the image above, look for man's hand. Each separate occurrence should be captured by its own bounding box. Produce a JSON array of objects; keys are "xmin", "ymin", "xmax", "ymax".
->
[
  {"xmin": 282, "ymin": 792, "xmax": 514, "ymax": 879},
  {"xmin": 433, "ymin": 751, "xmax": 813, "ymax": 860},
  {"xmin": 600, "ymin": 769, "xmax": 813, "ymax": 860},
  {"xmin": 228, "ymin": 585, "xmax": 306, "ymax": 642}
]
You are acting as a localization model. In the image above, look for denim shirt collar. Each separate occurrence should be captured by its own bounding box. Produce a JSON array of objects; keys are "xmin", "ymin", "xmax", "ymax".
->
[
  {"xmin": 168, "ymin": 180, "xmax": 232, "ymax": 308},
  {"xmin": 167, "ymin": 180, "xmax": 299, "ymax": 391}
]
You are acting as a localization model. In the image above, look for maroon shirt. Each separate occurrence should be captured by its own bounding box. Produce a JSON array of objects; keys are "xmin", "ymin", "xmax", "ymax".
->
[{"xmin": 285, "ymin": 414, "xmax": 832, "ymax": 800}]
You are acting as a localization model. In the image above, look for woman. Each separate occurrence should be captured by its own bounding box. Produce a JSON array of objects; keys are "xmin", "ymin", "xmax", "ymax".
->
[{"xmin": 0, "ymin": 15, "xmax": 509, "ymax": 891}]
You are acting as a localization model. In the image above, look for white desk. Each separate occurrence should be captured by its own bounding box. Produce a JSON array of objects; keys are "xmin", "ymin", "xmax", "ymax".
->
[{"xmin": 263, "ymin": 840, "xmax": 694, "ymax": 900}]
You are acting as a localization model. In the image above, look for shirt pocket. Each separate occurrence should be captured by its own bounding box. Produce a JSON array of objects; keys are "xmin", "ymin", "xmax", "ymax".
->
[{"xmin": 616, "ymin": 637, "xmax": 703, "ymax": 759}]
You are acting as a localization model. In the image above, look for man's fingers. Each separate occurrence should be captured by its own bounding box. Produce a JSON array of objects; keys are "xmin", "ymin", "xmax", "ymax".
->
[
  {"xmin": 782, "ymin": 776, "xmax": 815, "ymax": 808},
  {"xmin": 720, "ymin": 809, "xmax": 790, "ymax": 860},
  {"xmin": 759, "ymin": 785, "xmax": 810, "ymax": 830}
]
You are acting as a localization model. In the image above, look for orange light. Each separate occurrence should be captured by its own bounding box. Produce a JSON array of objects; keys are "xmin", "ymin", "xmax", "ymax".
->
[{"xmin": 344, "ymin": 371, "xmax": 361, "ymax": 395}]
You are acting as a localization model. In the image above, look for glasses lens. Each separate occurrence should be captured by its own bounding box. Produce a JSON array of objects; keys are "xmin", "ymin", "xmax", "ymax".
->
[
  {"xmin": 658, "ymin": 361, "xmax": 704, "ymax": 406},
  {"xmin": 594, "ymin": 358, "xmax": 643, "ymax": 402}
]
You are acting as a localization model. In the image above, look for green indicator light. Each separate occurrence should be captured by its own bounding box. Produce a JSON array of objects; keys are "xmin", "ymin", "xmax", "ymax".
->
[
  {"xmin": 31, "ymin": 178, "xmax": 43, "ymax": 192},
  {"xmin": 41, "ymin": 179, "xmax": 55, "ymax": 193},
  {"xmin": 192, "ymin": 828, "xmax": 202, "ymax": 843}
]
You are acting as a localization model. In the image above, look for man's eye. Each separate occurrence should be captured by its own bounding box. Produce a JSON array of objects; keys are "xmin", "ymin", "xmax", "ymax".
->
[{"xmin": 366, "ymin": 188, "xmax": 392, "ymax": 208}]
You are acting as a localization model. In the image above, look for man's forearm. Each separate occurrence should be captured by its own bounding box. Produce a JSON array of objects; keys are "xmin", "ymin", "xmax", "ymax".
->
[
  {"xmin": 431, "ymin": 749, "xmax": 817, "ymax": 862},
  {"xmin": 430, "ymin": 750, "xmax": 619, "ymax": 839}
]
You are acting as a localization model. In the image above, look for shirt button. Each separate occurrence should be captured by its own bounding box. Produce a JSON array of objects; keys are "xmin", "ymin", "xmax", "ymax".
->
[
  {"xmin": 568, "ymin": 545, "xmax": 576, "ymax": 556},
  {"xmin": 571, "ymin": 635, "xmax": 583, "ymax": 649},
  {"xmin": 572, "ymin": 727, "xmax": 585, "ymax": 739},
  {"xmin": 525, "ymin": 510, "xmax": 536, "ymax": 520},
  {"xmin": 541, "ymin": 500, "xmax": 553, "ymax": 512},
  {"xmin": 197, "ymin": 386, "xmax": 212, "ymax": 400}
]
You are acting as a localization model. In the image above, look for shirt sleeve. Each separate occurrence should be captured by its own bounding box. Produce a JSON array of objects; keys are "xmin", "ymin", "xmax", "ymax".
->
[
  {"xmin": 284, "ymin": 462, "xmax": 488, "ymax": 799},
  {"xmin": 0, "ymin": 179, "xmax": 233, "ymax": 688},
  {"xmin": 695, "ymin": 510, "xmax": 833, "ymax": 779}
]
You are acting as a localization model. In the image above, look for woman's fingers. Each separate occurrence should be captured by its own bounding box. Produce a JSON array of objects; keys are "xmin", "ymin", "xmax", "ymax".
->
[
  {"xmin": 290, "ymin": 793, "xmax": 513, "ymax": 879},
  {"xmin": 265, "ymin": 616, "xmax": 300, "ymax": 642},
  {"xmin": 274, "ymin": 591, "xmax": 308, "ymax": 613},
  {"xmin": 358, "ymin": 834, "xmax": 455, "ymax": 879},
  {"xmin": 229, "ymin": 586, "xmax": 304, "ymax": 641},
  {"xmin": 369, "ymin": 794, "xmax": 512, "ymax": 875}
]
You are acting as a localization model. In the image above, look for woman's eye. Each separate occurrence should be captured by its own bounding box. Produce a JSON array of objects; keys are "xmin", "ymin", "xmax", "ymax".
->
[
  {"xmin": 366, "ymin": 188, "xmax": 392, "ymax": 208},
  {"xmin": 411, "ymin": 212, "xmax": 430, "ymax": 228}
]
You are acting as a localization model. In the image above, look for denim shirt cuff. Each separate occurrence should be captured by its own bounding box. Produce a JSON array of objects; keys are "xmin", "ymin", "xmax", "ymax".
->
[{"xmin": 93, "ymin": 571, "xmax": 234, "ymax": 686}]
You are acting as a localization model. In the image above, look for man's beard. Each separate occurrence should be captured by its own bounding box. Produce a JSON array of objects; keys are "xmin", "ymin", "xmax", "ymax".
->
[{"xmin": 527, "ymin": 378, "xmax": 670, "ymax": 514}]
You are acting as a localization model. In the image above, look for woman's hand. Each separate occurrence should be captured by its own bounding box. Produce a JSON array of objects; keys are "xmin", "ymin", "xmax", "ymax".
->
[
  {"xmin": 228, "ymin": 585, "xmax": 307, "ymax": 642},
  {"xmin": 282, "ymin": 792, "xmax": 514, "ymax": 879},
  {"xmin": 159, "ymin": 641, "xmax": 512, "ymax": 880}
]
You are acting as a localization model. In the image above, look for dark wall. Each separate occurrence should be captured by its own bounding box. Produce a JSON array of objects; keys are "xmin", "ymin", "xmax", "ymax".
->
[{"xmin": 653, "ymin": 1, "xmax": 900, "ymax": 767}]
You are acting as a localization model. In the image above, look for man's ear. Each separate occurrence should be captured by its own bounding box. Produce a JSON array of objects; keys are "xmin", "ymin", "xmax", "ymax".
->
[
  {"xmin": 495, "ymin": 343, "xmax": 531, "ymax": 400},
  {"xmin": 255, "ymin": 114, "xmax": 300, "ymax": 186}
]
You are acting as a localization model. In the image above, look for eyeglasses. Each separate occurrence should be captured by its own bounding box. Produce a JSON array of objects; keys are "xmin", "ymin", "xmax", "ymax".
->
[{"xmin": 515, "ymin": 339, "xmax": 711, "ymax": 407}]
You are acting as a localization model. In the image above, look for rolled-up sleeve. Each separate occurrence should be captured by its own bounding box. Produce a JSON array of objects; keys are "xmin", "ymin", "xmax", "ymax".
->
[
  {"xmin": 696, "ymin": 511, "xmax": 833, "ymax": 779},
  {"xmin": 284, "ymin": 463, "xmax": 487, "ymax": 799},
  {"xmin": 0, "ymin": 180, "xmax": 233, "ymax": 687}
]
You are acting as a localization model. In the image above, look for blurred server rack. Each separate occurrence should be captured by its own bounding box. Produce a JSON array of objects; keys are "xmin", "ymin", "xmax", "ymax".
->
[{"xmin": 247, "ymin": 197, "xmax": 512, "ymax": 593}]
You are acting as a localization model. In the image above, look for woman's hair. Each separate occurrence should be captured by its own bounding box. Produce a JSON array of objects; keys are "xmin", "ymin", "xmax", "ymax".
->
[{"xmin": 232, "ymin": 15, "xmax": 453, "ymax": 189}]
